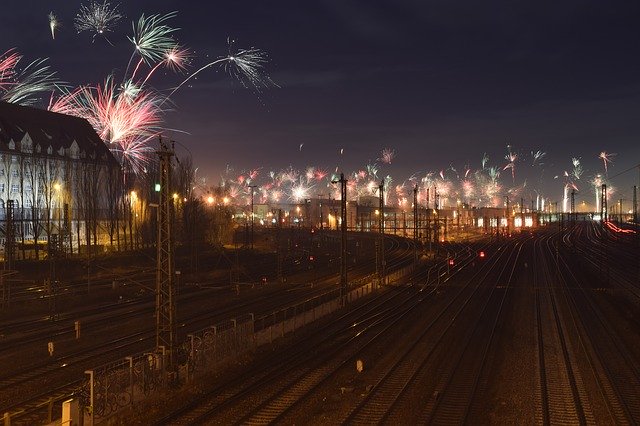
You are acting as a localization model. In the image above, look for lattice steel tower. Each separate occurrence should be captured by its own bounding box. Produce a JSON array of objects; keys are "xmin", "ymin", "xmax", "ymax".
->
[
  {"xmin": 600, "ymin": 184, "xmax": 608, "ymax": 222},
  {"xmin": 156, "ymin": 137, "xmax": 176, "ymax": 369}
]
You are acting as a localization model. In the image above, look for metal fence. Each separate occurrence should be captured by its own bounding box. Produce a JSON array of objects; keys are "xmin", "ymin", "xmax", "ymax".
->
[{"xmin": 13, "ymin": 264, "xmax": 422, "ymax": 425}]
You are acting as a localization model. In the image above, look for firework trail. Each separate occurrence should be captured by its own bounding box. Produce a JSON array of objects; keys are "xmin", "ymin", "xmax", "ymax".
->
[
  {"xmin": 165, "ymin": 38, "xmax": 276, "ymax": 101},
  {"xmin": 75, "ymin": 1, "xmax": 122, "ymax": 43},
  {"xmin": 49, "ymin": 12, "xmax": 60, "ymax": 40},
  {"xmin": 598, "ymin": 151, "xmax": 616, "ymax": 174},
  {"xmin": 378, "ymin": 148, "xmax": 395, "ymax": 164},
  {"xmin": 0, "ymin": 49, "xmax": 59, "ymax": 106}
]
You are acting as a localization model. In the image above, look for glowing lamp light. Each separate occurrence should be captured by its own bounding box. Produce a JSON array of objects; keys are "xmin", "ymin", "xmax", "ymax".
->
[
  {"xmin": 155, "ymin": 183, "xmax": 161, "ymax": 192},
  {"xmin": 479, "ymin": 251, "xmax": 485, "ymax": 258},
  {"xmin": 207, "ymin": 196, "xmax": 214, "ymax": 204}
]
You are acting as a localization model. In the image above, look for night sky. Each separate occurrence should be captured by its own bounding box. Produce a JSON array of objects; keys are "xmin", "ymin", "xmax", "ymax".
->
[{"xmin": 2, "ymin": 1, "xmax": 640, "ymax": 201}]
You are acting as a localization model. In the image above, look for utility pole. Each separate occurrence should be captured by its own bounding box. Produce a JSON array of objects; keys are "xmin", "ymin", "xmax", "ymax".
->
[
  {"xmin": 248, "ymin": 185, "xmax": 257, "ymax": 250},
  {"xmin": 378, "ymin": 179, "xmax": 385, "ymax": 285},
  {"xmin": 332, "ymin": 173, "xmax": 348, "ymax": 305},
  {"xmin": 156, "ymin": 137, "xmax": 176, "ymax": 375}
]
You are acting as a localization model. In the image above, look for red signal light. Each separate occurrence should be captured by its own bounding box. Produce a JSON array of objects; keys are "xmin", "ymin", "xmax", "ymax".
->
[
  {"xmin": 309, "ymin": 255, "xmax": 315, "ymax": 262},
  {"xmin": 448, "ymin": 259, "xmax": 454, "ymax": 266},
  {"xmin": 479, "ymin": 251, "xmax": 485, "ymax": 258}
]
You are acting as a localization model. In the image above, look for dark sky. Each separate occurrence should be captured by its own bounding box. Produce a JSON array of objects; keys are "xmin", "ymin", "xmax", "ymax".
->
[{"xmin": 2, "ymin": 0, "xmax": 640, "ymax": 201}]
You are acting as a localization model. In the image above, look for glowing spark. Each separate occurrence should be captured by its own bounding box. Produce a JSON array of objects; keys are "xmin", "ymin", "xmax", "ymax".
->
[
  {"xmin": 75, "ymin": 1, "xmax": 122, "ymax": 42},
  {"xmin": 49, "ymin": 12, "xmax": 60, "ymax": 40}
]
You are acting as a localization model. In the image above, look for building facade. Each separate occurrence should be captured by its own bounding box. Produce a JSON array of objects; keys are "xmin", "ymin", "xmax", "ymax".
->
[{"xmin": 0, "ymin": 101, "xmax": 121, "ymax": 259}]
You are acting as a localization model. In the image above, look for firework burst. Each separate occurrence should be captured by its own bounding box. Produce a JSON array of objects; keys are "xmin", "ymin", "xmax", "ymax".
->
[
  {"xmin": 75, "ymin": 1, "xmax": 122, "ymax": 43},
  {"xmin": 49, "ymin": 12, "xmax": 60, "ymax": 40},
  {"xmin": 378, "ymin": 148, "xmax": 395, "ymax": 164},
  {"xmin": 503, "ymin": 145, "xmax": 518, "ymax": 182},
  {"xmin": 531, "ymin": 149, "xmax": 546, "ymax": 166},
  {"xmin": 129, "ymin": 12, "xmax": 179, "ymax": 66},
  {"xmin": 166, "ymin": 38, "xmax": 276, "ymax": 99},
  {"xmin": 598, "ymin": 151, "xmax": 616, "ymax": 174},
  {"xmin": 0, "ymin": 49, "xmax": 59, "ymax": 106},
  {"xmin": 50, "ymin": 75, "xmax": 164, "ymax": 174}
]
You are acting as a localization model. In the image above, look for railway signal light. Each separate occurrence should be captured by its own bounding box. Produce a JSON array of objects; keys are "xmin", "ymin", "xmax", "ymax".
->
[
  {"xmin": 448, "ymin": 259, "xmax": 454, "ymax": 266},
  {"xmin": 479, "ymin": 251, "xmax": 485, "ymax": 258}
]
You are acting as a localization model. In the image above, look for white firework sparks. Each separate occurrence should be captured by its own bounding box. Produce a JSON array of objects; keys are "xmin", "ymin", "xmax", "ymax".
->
[
  {"xmin": 75, "ymin": 1, "xmax": 122, "ymax": 42},
  {"xmin": 129, "ymin": 11, "xmax": 179, "ymax": 65},
  {"xmin": 49, "ymin": 12, "xmax": 60, "ymax": 40}
]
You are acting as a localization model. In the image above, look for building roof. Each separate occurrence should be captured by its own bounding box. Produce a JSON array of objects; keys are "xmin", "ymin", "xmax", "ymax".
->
[{"xmin": 0, "ymin": 101, "xmax": 118, "ymax": 165}]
